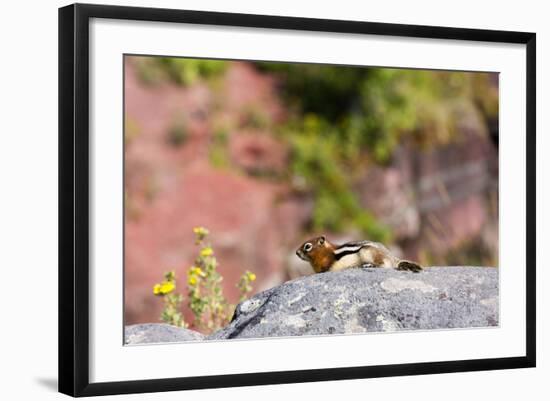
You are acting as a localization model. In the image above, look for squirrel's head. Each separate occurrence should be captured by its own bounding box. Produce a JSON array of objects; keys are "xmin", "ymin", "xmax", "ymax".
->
[{"xmin": 296, "ymin": 236, "xmax": 335, "ymax": 272}]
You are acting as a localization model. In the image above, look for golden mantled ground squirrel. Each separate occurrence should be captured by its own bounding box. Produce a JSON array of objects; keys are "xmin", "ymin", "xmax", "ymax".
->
[{"xmin": 296, "ymin": 236, "xmax": 422, "ymax": 273}]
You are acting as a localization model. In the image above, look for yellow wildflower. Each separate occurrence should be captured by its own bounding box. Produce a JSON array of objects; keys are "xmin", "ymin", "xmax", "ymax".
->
[
  {"xmin": 153, "ymin": 281, "xmax": 175, "ymax": 296},
  {"xmin": 200, "ymin": 247, "xmax": 213, "ymax": 257},
  {"xmin": 189, "ymin": 266, "xmax": 204, "ymax": 276},
  {"xmin": 248, "ymin": 273, "xmax": 256, "ymax": 281},
  {"xmin": 153, "ymin": 283, "xmax": 162, "ymax": 295},
  {"xmin": 159, "ymin": 281, "xmax": 175, "ymax": 294},
  {"xmin": 193, "ymin": 226, "xmax": 209, "ymax": 235},
  {"xmin": 193, "ymin": 227, "xmax": 209, "ymax": 241},
  {"xmin": 188, "ymin": 275, "xmax": 198, "ymax": 286}
]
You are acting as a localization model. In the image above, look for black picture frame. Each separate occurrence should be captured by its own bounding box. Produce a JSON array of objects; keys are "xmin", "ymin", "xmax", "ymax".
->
[{"xmin": 58, "ymin": 3, "xmax": 536, "ymax": 397}]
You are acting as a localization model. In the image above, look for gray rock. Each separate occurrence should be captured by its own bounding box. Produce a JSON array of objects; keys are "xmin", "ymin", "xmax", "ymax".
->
[
  {"xmin": 208, "ymin": 266, "xmax": 498, "ymax": 340},
  {"xmin": 125, "ymin": 323, "xmax": 204, "ymax": 344}
]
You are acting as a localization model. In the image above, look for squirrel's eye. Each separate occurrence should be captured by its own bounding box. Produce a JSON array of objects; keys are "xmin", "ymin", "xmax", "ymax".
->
[{"xmin": 304, "ymin": 243, "xmax": 313, "ymax": 252}]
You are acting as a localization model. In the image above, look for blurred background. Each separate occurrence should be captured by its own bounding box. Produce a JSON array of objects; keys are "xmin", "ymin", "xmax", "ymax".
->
[{"xmin": 124, "ymin": 55, "xmax": 499, "ymax": 325}]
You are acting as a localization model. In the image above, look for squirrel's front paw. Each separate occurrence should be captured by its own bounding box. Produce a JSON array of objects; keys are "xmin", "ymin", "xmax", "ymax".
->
[{"xmin": 360, "ymin": 263, "xmax": 377, "ymax": 268}]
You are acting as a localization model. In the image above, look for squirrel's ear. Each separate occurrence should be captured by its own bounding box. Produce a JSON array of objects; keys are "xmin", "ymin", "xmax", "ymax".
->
[{"xmin": 318, "ymin": 236, "xmax": 325, "ymax": 245}]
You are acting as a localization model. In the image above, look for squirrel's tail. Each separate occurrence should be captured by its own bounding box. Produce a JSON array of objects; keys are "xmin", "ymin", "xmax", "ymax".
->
[{"xmin": 396, "ymin": 260, "xmax": 423, "ymax": 273}]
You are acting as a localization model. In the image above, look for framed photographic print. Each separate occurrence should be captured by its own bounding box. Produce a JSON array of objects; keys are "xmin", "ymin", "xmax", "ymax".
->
[{"xmin": 58, "ymin": 3, "xmax": 536, "ymax": 397}]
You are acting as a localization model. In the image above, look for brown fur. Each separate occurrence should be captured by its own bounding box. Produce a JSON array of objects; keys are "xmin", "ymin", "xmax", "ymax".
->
[
  {"xmin": 296, "ymin": 236, "xmax": 335, "ymax": 273},
  {"xmin": 372, "ymin": 250, "xmax": 385, "ymax": 266},
  {"xmin": 296, "ymin": 237, "xmax": 335, "ymax": 273}
]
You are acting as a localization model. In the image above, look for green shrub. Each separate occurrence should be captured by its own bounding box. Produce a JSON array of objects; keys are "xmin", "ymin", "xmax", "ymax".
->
[
  {"xmin": 167, "ymin": 115, "xmax": 188, "ymax": 147},
  {"xmin": 208, "ymin": 126, "xmax": 230, "ymax": 168},
  {"xmin": 135, "ymin": 56, "xmax": 227, "ymax": 86},
  {"xmin": 287, "ymin": 121, "xmax": 390, "ymax": 242},
  {"xmin": 258, "ymin": 63, "xmax": 496, "ymax": 161},
  {"xmin": 255, "ymin": 62, "xmax": 497, "ymax": 238},
  {"xmin": 240, "ymin": 104, "xmax": 272, "ymax": 130},
  {"xmin": 134, "ymin": 57, "xmax": 167, "ymax": 86}
]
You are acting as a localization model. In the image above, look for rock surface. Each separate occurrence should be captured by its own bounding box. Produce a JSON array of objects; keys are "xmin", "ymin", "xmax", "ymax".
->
[
  {"xmin": 125, "ymin": 323, "xmax": 204, "ymax": 344},
  {"xmin": 209, "ymin": 266, "xmax": 498, "ymax": 340},
  {"xmin": 124, "ymin": 267, "xmax": 498, "ymax": 344}
]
